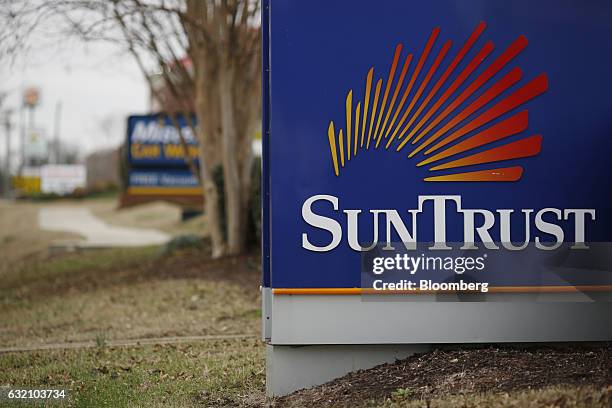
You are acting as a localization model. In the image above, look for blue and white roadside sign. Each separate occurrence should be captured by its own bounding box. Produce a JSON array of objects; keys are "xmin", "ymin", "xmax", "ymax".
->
[
  {"xmin": 127, "ymin": 114, "xmax": 198, "ymax": 167},
  {"xmin": 262, "ymin": 0, "xmax": 612, "ymax": 347}
]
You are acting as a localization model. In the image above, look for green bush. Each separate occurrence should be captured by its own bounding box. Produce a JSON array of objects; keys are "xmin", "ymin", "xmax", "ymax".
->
[
  {"xmin": 211, "ymin": 158, "xmax": 261, "ymax": 249},
  {"xmin": 160, "ymin": 234, "xmax": 204, "ymax": 256},
  {"xmin": 212, "ymin": 165, "xmax": 227, "ymax": 241},
  {"xmin": 248, "ymin": 157, "xmax": 262, "ymax": 246}
]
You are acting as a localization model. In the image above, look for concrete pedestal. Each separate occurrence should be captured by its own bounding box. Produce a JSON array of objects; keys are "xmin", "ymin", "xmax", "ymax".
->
[
  {"xmin": 266, "ymin": 344, "xmax": 430, "ymax": 396},
  {"xmin": 263, "ymin": 290, "xmax": 612, "ymax": 396}
]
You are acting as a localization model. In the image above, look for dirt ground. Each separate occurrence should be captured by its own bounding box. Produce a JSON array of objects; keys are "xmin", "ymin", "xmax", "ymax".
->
[{"xmin": 277, "ymin": 344, "xmax": 611, "ymax": 407}]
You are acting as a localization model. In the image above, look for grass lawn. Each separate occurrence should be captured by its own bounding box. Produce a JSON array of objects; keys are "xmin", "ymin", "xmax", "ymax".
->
[
  {"xmin": 0, "ymin": 246, "xmax": 261, "ymax": 348},
  {"xmin": 0, "ymin": 339, "xmax": 265, "ymax": 407},
  {"xmin": 0, "ymin": 241, "xmax": 266, "ymax": 407}
]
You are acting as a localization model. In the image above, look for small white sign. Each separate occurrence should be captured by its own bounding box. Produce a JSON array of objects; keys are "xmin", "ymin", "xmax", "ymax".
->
[
  {"xmin": 40, "ymin": 165, "xmax": 87, "ymax": 195},
  {"xmin": 25, "ymin": 129, "xmax": 48, "ymax": 160}
]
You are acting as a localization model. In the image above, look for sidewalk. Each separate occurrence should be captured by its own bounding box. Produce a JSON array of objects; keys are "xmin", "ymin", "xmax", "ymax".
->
[{"xmin": 39, "ymin": 206, "xmax": 171, "ymax": 247}]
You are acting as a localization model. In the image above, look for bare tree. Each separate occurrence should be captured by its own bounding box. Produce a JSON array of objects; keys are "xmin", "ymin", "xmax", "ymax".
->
[{"xmin": 0, "ymin": 0, "xmax": 261, "ymax": 257}]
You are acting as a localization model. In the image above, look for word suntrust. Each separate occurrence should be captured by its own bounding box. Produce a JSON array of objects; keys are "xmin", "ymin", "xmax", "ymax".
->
[
  {"xmin": 373, "ymin": 279, "xmax": 489, "ymax": 293},
  {"xmin": 302, "ymin": 195, "xmax": 596, "ymax": 251}
]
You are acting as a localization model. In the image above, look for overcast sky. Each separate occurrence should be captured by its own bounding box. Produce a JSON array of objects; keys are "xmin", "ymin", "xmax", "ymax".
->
[{"xmin": 1, "ymin": 40, "xmax": 149, "ymax": 167}]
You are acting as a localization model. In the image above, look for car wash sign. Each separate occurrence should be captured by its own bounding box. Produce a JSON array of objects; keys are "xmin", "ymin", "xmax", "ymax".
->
[
  {"xmin": 262, "ymin": 0, "xmax": 612, "ymax": 297},
  {"xmin": 127, "ymin": 114, "xmax": 198, "ymax": 167},
  {"xmin": 126, "ymin": 114, "xmax": 201, "ymax": 197}
]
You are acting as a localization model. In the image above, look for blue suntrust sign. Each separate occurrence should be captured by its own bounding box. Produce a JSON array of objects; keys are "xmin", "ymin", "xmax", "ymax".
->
[{"xmin": 262, "ymin": 0, "xmax": 612, "ymax": 294}]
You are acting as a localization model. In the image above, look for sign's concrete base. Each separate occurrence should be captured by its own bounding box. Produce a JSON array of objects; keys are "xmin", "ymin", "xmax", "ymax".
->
[
  {"xmin": 263, "ymin": 290, "xmax": 612, "ymax": 396},
  {"xmin": 265, "ymin": 343, "xmax": 430, "ymax": 396}
]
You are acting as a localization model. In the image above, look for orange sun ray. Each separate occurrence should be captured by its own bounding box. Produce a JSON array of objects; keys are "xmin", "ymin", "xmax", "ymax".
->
[
  {"xmin": 345, "ymin": 91, "xmax": 352, "ymax": 161},
  {"xmin": 377, "ymin": 27, "xmax": 441, "ymax": 149},
  {"xmin": 360, "ymin": 68, "xmax": 374, "ymax": 147},
  {"xmin": 367, "ymin": 79, "xmax": 383, "ymax": 149},
  {"xmin": 372, "ymin": 44, "xmax": 403, "ymax": 145},
  {"xmin": 327, "ymin": 121, "xmax": 339, "ymax": 176},
  {"xmin": 354, "ymin": 102, "xmax": 361, "ymax": 156},
  {"xmin": 430, "ymin": 135, "xmax": 542, "ymax": 171},
  {"xmin": 338, "ymin": 129, "xmax": 345, "ymax": 167},
  {"xmin": 386, "ymin": 39, "xmax": 451, "ymax": 149},
  {"xmin": 417, "ymin": 110, "xmax": 529, "ymax": 167},
  {"xmin": 424, "ymin": 166, "xmax": 524, "ymax": 182},
  {"xmin": 375, "ymin": 53, "xmax": 413, "ymax": 146}
]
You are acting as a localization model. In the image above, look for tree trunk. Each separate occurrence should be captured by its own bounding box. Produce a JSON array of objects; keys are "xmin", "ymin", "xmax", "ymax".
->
[
  {"xmin": 194, "ymin": 49, "xmax": 227, "ymax": 258},
  {"xmin": 218, "ymin": 63, "xmax": 245, "ymax": 255},
  {"xmin": 184, "ymin": 0, "xmax": 261, "ymax": 258}
]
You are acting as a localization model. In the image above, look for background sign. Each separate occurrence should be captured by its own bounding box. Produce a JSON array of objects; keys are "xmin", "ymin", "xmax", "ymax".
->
[
  {"xmin": 40, "ymin": 164, "xmax": 86, "ymax": 195},
  {"xmin": 24, "ymin": 128, "xmax": 48, "ymax": 160},
  {"xmin": 123, "ymin": 114, "xmax": 203, "ymax": 202},
  {"xmin": 12, "ymin": 167, "xmax": 41, "ymax": 195},
  {"xmin": 127, "ymin": 169, "xmax": 201, "ymax": 196},
  {"xmin": 127, "ymin": 114, "xmax": 198, "ymax": 167}
]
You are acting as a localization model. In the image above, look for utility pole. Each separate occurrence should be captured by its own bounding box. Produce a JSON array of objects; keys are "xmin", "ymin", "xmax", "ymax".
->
[
  {"xmin": 3, "ymin": 112, "xmax": 11, "ymax": 198},
  {"xmin": 23, "ymin": 87, "xmax": 40, "ymax": 168},
  {"xmin": 53, "ymin": 101, "xmax": 62, "ymax": 163},
  {"xmin": 0, "ymin": 92, "xmax": 11, "ymax": 198},
  {"xmin": 19, "ymin": 102, "xmax": 24, "ymax": 175}
]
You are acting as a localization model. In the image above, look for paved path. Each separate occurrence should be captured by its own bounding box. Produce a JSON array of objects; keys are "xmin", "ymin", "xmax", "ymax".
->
[
  {"xmin": 0, "ymin": 334, "xmax": 256, "ymax": 354},
  {"xmin": 39, "ymin": 207, "xmax": 171, "ymax": 247}
]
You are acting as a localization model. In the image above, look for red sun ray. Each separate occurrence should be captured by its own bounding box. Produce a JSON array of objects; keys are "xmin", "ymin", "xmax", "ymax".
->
[
  {"xmin": 385, "ymin": 39, "xmax": 452, "ymax": 149},
  {"xmin": 409, "ymin": 66, "xmax": 523, "ymax": 157},
  {"xmin": 423, "ymin": 74, "xmax": 548, "ymax": 155},
  {"xmin": 406, "ymin": 35, "xmax": 529, "ymax": 149},
  {"xmin": 395, "ymin": 40, "xmax": 495, "ymax": 150},
  {"xmin": 389, "ymin": 22, "xmax": 487, "ymax": 147}
]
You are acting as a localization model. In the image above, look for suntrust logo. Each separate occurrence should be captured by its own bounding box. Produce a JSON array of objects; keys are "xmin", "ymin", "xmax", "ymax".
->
[
  {"xmin": 301, "ymin": 195, "xmax": 596, "ymax": 252},
  {"xmin": 326, "ymin": 22, "xmax": 548, "ymax": 182}
]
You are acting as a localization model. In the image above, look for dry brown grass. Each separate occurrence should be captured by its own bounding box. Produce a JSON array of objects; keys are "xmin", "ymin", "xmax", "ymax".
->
[
  {"xmin": 0, "ymin": 246, "xmax": 261, "ymax": 349},
  {"xmin": 0, "ymin": 200, "xmax": 79, "ymax": 270}
]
